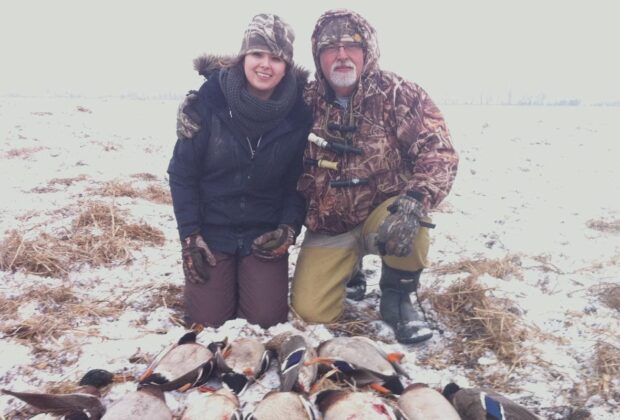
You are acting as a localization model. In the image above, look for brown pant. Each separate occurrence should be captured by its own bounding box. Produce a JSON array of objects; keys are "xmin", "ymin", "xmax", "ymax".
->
[{"xmin": 184, "ymin": 250, "xmax": 289, "ymax": 329}]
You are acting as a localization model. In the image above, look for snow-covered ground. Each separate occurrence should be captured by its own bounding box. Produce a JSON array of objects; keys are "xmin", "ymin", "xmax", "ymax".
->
[{"xmin": 0, "ymin": 97, "xmax": 618, "ymax": 419}]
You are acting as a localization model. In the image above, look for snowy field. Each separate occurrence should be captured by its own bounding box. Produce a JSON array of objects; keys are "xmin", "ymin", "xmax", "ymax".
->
[{"xmin": 0, "ymin": 97, "xmax": 618, "ymax": 419}]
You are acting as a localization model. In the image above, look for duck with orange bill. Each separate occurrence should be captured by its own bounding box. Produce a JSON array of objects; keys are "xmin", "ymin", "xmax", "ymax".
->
[{"xmin": 305, "ymin": 336, "xmax": 409, "ymax": 395}]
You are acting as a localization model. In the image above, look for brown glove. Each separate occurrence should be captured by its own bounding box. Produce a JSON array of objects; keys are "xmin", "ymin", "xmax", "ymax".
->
[
  {"xmin": 251, "ymin": 224, "xmax": 296, "ymax": 261},
  {"xmin": 176, "ymin": 91, "xmax": 202, "ymax": 140},
  {"xmin": 376, "ymin": 194, "xmax": 425, "ymax": 257},
  {"xmin": 182, "ymin": 233, "xmax": 216, "ymax": 283}
]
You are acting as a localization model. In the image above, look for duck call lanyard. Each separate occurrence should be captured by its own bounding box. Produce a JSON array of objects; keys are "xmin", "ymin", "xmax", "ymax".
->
[
  {"xmin": 320, "ymin": 101, "xmax": 369, "ymax": 188},
  {"xmin": 322, "ymin": 102, "xmax": 356, "ymax": 144}
]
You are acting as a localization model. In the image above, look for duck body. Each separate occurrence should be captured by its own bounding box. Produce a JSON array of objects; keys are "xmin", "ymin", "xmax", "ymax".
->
[
  {"xmin": 139, "ymin": 331, "xmax": 215, "ymax": 392},
  {"xmin": 269, "ymin": 333, "xmax": 318, "ymax": 392},
  {"xmin": 314, "ymin": 336, "xmax": 408, "ymax": 394},
  {"xmin": 180, "ymin": 387, "xmax": 241, "ymax": 420},
  {"xmin": 101, "ymin": 385, "xmax": 171, "ymax": 420},
  {"xmin": 443, "ymin": 383, "xmax": 540, "ymax": 420},
  {"xmin": 398, "ymin": 383, "xmax": 461, "ymax": 420},
  {"xmin": 211, "ymin": 337, "xmax": 272, "ymax": 394},
  {"xmin": 316, "ymin": 390, "xmax": 404, "ymax": 420},
  {"xmin": 247, "ymin": 391, "xmax": 315, "ymax": 420}
]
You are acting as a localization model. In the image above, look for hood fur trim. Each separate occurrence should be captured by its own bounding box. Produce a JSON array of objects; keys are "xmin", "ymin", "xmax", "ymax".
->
[{"xmin": 193, "ymin": 54, "xmax": 310, "ymax": 86}]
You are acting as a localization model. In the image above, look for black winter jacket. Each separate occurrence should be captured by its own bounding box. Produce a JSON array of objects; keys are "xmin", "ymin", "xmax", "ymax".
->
[{"xmin": 168, "ymin": 59, "xmax": 312, "ymax": 255}]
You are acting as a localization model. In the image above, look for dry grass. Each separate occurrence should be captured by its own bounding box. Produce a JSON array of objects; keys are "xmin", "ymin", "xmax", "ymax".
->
[
  {"xmin": 49, "ymin": 175, "xmax": 88, "ymax": 186},
  {"xmin": 148, "ymin": 283, "xmax": 184, "ymax": 312},
  {"xmin": 131, "ymin": 172, "xmax": 158, "ymax": 181},
  {"xmin": 30, "ymin": 176, "xmax": 88, "ymax": 194},
  {"xmin": 0, "ymin": 202, "xmax": 165, "ymax": 278},
  {"xmin": 587, "ymin": 341, "xmax": 620, "ymax": 399},
  {"xmin": 427, "ymin": 255, "xmax": 530, "ymax": 376},
  {"xmin": 429, "ymin": 274, "xmax": 528, "ymax": 372},
  {"xmin": 1, "ymin": 284, "xmax": 121, "ymax": 350},
  {"xmin": 95, "ymin": 180, "xmax": 140, "ymax": 198},
  {"xmin": 591, "ymin": 283, "xmax": 620, "ymax": 312},
  {"xmin": 142, "ymin": 184, "xmax": 172, "ymax": 205},
  {"xmin": 92, "ymin": 180, "xmax": 172, "ymax": 204},
  {"xmin": 3, "ymin": 146, "xmax": 46, "ymax": 159},
  {"xmin": 325, "ymin": 300, "xmax": 384, "ymax": 341},
  {"xmin": 431, "ymin": 254, "xmax": 523, "ymax": 280},
  {"xmin": 586, "ymin": 218, "xmax": 620, "ymax": 234}
]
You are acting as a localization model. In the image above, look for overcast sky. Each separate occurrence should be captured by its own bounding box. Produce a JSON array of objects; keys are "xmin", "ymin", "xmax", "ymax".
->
[{"xmin": 1, "ymin": 0, "xmax": 618, "ymax": 103}]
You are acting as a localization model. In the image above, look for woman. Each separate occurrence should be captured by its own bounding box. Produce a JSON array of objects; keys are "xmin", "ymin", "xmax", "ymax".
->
[{"xmin": 168, "ymin": 14, "xmax": 312, "ymax": 329}]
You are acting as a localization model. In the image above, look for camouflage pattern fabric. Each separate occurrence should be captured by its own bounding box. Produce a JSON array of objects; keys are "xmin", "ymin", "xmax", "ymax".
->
[
  {"xmin": 316, "ymin": 16, "xmax": 365, "ymax": 50},
  {"xmin": 376, "ymin": 195, "xmax": 424, "ymax": 257},
  {"xmin": 239, "ymin": 14, "xmax": 295, "ymax": 65},
  {"xmin": 176, "ymin": 91, "xmax": 200, "ymax": 140},
  {"xmin": 298, "ymin": 9, "xmax": 458, "ymax": 235}
]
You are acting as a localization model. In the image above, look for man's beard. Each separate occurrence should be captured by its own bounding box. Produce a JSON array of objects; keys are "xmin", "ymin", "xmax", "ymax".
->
[{"xmin": 328, "ymin": 59, "xmax": 358, "ymax": 89}]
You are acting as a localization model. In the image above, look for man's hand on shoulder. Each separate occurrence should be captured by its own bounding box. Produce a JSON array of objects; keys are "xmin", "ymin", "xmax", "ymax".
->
[{"xmin": 176, "ymin": 90, "xmax": 201, "ymax": 140}]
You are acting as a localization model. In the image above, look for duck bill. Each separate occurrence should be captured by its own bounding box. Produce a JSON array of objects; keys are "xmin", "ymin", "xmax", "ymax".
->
[
  {"xmin": 137, "ymin": 368, "xmax": 153, "ymax": 383},
  {"xmin": 386, "ymin": 352, "xmax": 405, "ymax": 364}
]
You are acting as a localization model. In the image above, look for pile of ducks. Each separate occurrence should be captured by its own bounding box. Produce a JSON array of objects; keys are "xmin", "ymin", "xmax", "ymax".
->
[{"xmin": 2, "ymin": 330, "xmax": 541, "ymax": 419}]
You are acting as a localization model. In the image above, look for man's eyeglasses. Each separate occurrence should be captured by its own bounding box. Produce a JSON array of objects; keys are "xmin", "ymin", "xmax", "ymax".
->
[{"xmin": 320, "ymin": 42, "xmax": 363, "ymax": 56}]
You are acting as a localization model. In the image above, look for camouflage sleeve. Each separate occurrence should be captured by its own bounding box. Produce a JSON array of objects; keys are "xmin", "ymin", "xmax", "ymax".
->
[{"xmin": 392, "ymin": 79, "xmax": 458, "ymax": 210}]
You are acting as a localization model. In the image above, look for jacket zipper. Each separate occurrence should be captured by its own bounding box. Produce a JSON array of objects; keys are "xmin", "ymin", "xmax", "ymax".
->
[{"xmin": 246, "ymin": 136, "xmax": 262, "ymax": 160}]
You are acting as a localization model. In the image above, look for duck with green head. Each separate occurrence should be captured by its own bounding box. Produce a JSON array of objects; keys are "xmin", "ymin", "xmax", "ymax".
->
[{"xmin": 442, "ymin": 382, "xmax": 541, "ymax": 420}]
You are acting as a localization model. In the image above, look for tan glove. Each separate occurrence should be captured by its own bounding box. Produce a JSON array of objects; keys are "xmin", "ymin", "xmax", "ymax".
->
[
  {"xmin": 251, "ymin": 224, "xmax": 296, "ymax": 261},
  {"xmin": 181, "ymin": 233, "xmax": 216, "ymax": 283}
]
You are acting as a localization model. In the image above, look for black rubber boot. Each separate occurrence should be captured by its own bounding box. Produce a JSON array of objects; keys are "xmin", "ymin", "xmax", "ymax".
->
[
  {"xmin": 379, "ymin": 263, "xmax": 433, "ymax": 344},
  {"xmin": 346, "ymin": 269, "xmax": 367, "ymax": 301}
]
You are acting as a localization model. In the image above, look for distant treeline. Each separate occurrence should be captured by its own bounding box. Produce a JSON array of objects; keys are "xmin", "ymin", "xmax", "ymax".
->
[{"xmin": 2, "ymin": 92, "xmax": 620, "ymax": 106}]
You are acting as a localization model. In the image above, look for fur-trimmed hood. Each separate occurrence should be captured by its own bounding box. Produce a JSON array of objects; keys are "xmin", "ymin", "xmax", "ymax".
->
[{"xmin": 192, "ymin": 54, "xmax": 310, "ymax": 87}]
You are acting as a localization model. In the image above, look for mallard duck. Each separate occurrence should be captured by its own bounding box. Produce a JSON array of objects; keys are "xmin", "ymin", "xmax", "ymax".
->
[
  {"xmin": 209, "ymin": 337, "xmax": 272, "ymax": 395},
  {"xmin": 139, "ymin": 331, "xmax": 215, "ymax": 392},
  {"xmin": 267, "ymin": 332, "xmax": 318, "ymax": 393},
  {"xmin": 2, "ymin": 369, "xmax": 117, "ymax": 419},
  {"xmin": 443, "ymin": 383, "xmax": 541, "ymax": 420},
  {"xmin": 246, "ymin": 391, "xmax": 315, "ymax": 420},
  {"xmin": 101, "ymin": 384, "xmax": 171, "ymax": 420},
  {"xmin": 306, "ymin": 336, "xmax": 409, "ymax": 394},
  {"xmin": 180, "ymin": 386, "xmax": 242, "ymax": 420},
  {"xmin": 397, "ymin": 383, "xmax": 461, "ymax": 419},
  {"xmin": 315, "ymin": 389, "xmax": 404, "ymax": 420}
]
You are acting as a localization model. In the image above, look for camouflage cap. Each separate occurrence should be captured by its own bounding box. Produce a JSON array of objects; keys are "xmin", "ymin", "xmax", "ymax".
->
[
  {"xmin": 316, "ymin": 15, "xmax": 364, "ymax": 50},
  {"xmin": 239, "ymin": 14, "xmax": 295, "ymax": 65}
]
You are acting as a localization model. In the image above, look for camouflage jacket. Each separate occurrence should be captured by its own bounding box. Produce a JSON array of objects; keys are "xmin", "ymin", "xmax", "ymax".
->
[{"xmin": 298, "ymin": 9, "xmax": 458, "ymax": 235}]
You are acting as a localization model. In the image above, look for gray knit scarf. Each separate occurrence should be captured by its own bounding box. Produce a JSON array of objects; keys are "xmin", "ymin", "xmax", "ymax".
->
[{"xmin": 220, "ymin": 65, "xmax": 297, "ymax": 139}]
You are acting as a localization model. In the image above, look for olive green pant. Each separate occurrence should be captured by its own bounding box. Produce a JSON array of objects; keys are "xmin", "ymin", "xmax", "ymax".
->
[{"xmin": 291, "ymin": 197, "xmax": 432, "ymax": 323}]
